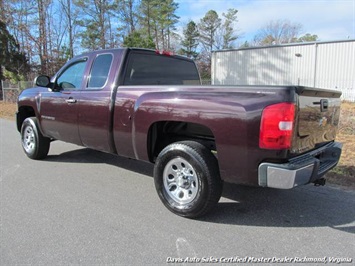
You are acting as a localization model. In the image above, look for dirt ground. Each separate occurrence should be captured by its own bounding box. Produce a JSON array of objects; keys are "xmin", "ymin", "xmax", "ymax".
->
[
  {"xmin": 0, "ymin": 101, "xmax": 17, "ymax": 119},
  {"xmin": 325, "ymin": 102, "xmax": 355, "ymax": 189},
  {"xmin": 1, "ymin": 100, "xmax": 354, "ymax": 189}
]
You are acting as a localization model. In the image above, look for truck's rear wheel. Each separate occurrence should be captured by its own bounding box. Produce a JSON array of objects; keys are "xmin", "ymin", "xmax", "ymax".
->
[
  {"xmin": 154, "ymin": 141, "xmax": 222, "ymax": 218},
  {"xmin": 21, "ymin": 117, "xmax": 50, "ymax": 160}
]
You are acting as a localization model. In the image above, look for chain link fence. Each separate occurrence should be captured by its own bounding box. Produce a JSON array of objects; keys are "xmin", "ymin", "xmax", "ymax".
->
[
  {"xmin": 1, "ymin": 80, "xmax": 211, "ymax": 103},
  {"xmin": 3, "ymin": 79, "xmax": 351, "ymax": 103},
  {"xmin": 1, "ymin": 81, "xmax": 33, "ymax": 103}
]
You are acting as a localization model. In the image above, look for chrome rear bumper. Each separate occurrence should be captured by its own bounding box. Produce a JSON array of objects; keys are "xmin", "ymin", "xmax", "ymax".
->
[{"xmin": 258, "ymin": 142, "xmax": 342, "ymax": 189}]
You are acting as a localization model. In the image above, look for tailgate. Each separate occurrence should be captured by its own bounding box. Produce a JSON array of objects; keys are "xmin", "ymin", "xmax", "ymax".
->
[{"xmin": 291, "ymin": 87, "xmax": 342, "ymax": 154}]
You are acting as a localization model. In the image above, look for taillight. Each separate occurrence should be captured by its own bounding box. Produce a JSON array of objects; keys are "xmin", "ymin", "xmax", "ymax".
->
[
  {"xmin": 155, "ymin": 50, "xmax": 174, "ymax": 56},
  {"xmin": 259, "ymin": 102, "xmax": 295, "ymax": 150}
]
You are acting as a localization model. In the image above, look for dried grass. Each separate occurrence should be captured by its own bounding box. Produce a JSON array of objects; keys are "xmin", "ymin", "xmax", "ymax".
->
[{"xmin": 0, "ymin": 101, "xmax": 17, "ymax": 119}]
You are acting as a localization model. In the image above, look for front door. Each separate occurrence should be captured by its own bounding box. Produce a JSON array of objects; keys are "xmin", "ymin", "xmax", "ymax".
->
[{"xmin": 39, "ymin": 58, "xmax": 88, "ymax": 145}]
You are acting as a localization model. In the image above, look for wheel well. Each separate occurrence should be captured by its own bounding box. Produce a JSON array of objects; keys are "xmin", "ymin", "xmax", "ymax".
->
[
  {"xmin": 147, "ymin": 121, "xmax": 216, "ymax": 162},
  {"xmin": 16, "ymin": 106, "xmax": 35, "ymax": 132}
]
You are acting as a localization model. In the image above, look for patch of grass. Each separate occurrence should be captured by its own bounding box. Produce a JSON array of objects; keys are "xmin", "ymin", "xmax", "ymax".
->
[
  {"xmin": 338, "ymin": 102, "xmax": 355, "ymax": 135},
  {"xmin": 325, "ymin": 102, "xmax": 355, "ymax": 189},
  {"xmin": 326, "ymin": 166, "xmax": 355, "ymax": 189},
  {"xmin": 326, "ymin": 135, "xmax": 355, "ymax": 189}
]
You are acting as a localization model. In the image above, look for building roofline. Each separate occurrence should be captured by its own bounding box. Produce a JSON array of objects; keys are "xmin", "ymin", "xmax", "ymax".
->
[{"xmin": 212, "ymin": 39, "xmax": 355, "ymax": 53}]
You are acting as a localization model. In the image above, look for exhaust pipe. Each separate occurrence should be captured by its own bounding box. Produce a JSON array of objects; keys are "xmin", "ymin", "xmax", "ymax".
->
[{"xmin": 314, "ymin": 178, "xmax": 326, "ymax": 187}]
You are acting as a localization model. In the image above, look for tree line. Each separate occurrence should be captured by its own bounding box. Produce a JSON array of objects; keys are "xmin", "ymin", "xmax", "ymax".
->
[{"xmin": 0, "ymin": 0, "xmax": 318, "ymax": 86}]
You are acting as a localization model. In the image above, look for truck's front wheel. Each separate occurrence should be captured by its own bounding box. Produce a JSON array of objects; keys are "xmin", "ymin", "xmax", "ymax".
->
[
  {"xmin": 154, "ymin": 141, "xmax": 222, "ymax": 218},
  {"xmin": 21, "ymin": 117, "xmax": 50, "ymax": 160}
]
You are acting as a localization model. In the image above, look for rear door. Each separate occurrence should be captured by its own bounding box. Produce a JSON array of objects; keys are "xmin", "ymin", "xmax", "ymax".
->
[
  {"xmin": 291, "ymin": 87, "xmax": 342, "ymax": 154},
  {"xmin": 77, "ymin": 52, "xmax": 116, "ymax": 153}
]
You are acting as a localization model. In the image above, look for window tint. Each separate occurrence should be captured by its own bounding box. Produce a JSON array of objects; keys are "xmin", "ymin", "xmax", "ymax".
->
[
  {"xmin": 123, "ymin": 52, "xmax": 200, "ymax": 85},
  {"xmin": 88, "ymin": 54, "xmax": 113, "ymax": 88},
  {"xmin": 57, "ymin": 60, "xmax": 87, "ymax": 90}
]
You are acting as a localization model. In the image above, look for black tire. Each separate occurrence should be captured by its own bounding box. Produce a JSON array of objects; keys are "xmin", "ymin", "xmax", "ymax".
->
[
  {"xmin": 21, "ymin": 117, "xmax": 50, "ymax": 160},
  {"xmin": 154, "ymin": 141, "xmax": 223, "ymax": 218}
]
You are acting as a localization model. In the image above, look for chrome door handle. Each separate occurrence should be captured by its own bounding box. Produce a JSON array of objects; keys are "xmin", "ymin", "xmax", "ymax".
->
[{"xmin": 66, "ymin": 98, "xmax": 77, "ymax": 104}]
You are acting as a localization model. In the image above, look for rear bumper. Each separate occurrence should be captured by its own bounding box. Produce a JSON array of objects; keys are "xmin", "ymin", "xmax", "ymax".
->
[{"xmin": 258, "ymin": 142, "xmax": 342, "ymax": 189}]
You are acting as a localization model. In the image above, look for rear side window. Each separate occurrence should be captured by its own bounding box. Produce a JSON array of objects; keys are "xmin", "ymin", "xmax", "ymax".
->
[
  {"xmin": 87, "ymin": 54, "xmax": 113, "ymax": 88},
  {"xmin": 123, "ymin": 52, "xmax": 200, "ymax": 85}
]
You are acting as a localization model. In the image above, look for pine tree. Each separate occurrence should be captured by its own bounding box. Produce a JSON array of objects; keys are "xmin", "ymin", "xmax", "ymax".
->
[
  {"xmin": 297, "ymin": 33, "xmax": 319, "ymax": 42},
  {"xmin": 158, "ymin": 0, "xmax": 179, "ymax": 50},
  {"xmin": 0, "ymin": 20, "xmax": 29, "ymax": 82},
  {"xmin": 139, "ymin": 0, "xmax": 159, "ymax": 46},
  {"xmin": 116, "ymin": 0, "xmax": 138, "ymax": 36},
  {"xmin": 180, "ymin": 20, "xmax": 199, "ymax": 59},
  {"xmin": 198, "ymin": 10, "xmax": 221, "ymax": 55},
  {"xmin": 74, "ymin": 0, "xmax": 115, "ymax": 50},
  {"xmin": 139, "ymin": 0, "xmax": 179, "ymax": 50},
  {"xmin": 122, "ymin": 31, "xmax": 155, "ymax": 49},
  {"xmin": 221, "ymin": 8, "xmax": 238, "ymax": 49}
]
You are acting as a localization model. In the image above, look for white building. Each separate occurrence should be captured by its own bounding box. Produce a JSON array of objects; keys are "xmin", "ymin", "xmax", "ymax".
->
[{"xmin": 211, "ymin": 39, "xmax": 355, "ymax": 102}]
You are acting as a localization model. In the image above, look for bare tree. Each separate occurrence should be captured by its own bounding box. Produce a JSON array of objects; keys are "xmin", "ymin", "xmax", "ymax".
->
[
  {"xmin": 37, "ymin": 0, "xmax": 51, "ymax": 73},
  {"xmin": 254, "ymin": 19, "xmax": 303, "ymax": 45},
  {"xmin": 59, "ymin": 0, "xmax": 77, "ymax": 58},
  {"xmin": 6, "ymin": 1, "xmax": 37, "ymax": 67}
]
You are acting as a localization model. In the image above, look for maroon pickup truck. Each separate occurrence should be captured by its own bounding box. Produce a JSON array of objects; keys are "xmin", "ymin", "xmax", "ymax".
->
[{"xmin": 16, "ymin": 48, "xmax": 342, "ymax": 218}]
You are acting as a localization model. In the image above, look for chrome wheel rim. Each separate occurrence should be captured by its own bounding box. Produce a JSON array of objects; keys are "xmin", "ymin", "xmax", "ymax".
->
[
  {"xmin": 22, "ymin": 125, "xmax": 35, "ymax": 153},
  {"xmin": 163, "ymin": 157, "xmax": 199, "ymax": 205}
]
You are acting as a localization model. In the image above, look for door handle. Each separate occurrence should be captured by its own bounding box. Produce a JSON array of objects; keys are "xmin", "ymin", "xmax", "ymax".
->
[{"xmin": 66, "ymin": 98, "xmax": 77, "ymax": 104}]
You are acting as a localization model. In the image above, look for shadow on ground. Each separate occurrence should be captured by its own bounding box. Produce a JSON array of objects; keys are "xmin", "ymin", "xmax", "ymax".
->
[
  {"xmin": 46, "ymin": 147, "xmax": 154, "ymax": 177},
  {"xmin": 45, "ymin": 147, "xmax": 355, "ymax": 232}
]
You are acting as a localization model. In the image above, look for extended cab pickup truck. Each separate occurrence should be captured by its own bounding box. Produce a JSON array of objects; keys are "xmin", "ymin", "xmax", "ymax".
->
[{"xmin": 17, "ymin": 48, "xmax": 342, "ymax": 218}]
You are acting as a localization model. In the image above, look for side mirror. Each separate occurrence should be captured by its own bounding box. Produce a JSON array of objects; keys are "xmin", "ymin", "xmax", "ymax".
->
[{"xmin": 35, "ymin": 75, "xmax": 51, "ymax": 87}]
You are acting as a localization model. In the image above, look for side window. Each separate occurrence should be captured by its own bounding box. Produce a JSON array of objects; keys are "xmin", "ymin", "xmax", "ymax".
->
[
  {"xmin": 87, "ymin": 54, "xmax": 113, "ymax": 89},
  {"xmin": 123, "ymin": 52, "xmax": 200, "ymax": 85},
  {"xmin": 57, "ymin": 60, "xmax": 87, "ymax": 90}
]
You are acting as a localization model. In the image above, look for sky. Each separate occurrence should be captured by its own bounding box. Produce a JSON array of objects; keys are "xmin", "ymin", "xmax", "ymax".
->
[{"xmin": 175, "ymin": 0, "xmax": 355, "ymax": 44}]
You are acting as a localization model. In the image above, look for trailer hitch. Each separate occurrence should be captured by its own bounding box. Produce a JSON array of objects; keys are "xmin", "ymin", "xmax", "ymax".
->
[{"xmin": 314, "ymin": 178, "xmax": 326, "ymax": 186}]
